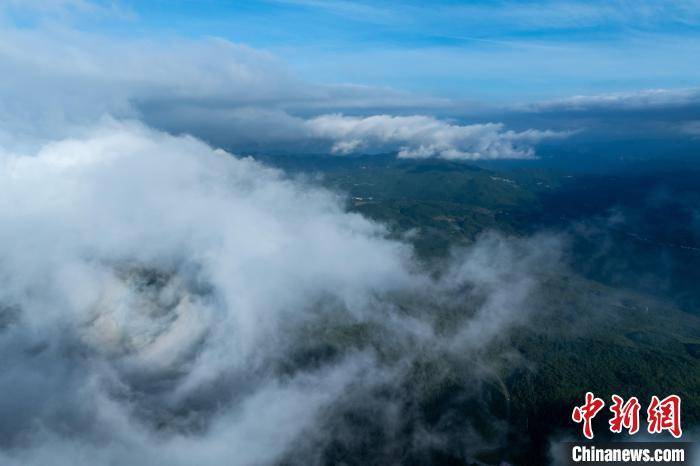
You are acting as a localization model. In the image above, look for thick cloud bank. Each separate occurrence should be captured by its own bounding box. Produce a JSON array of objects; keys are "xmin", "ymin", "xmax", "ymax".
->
[
  {"xmin": 0, "ymin": 21, "xmax": 563, "ymax": 160},
  {"xmin": 0, "ymin": 121, "xmax": 561, "ymax": 465},
  {"xmin": 0, "ymin": 5, "xmax": 565, "ymax": 463},
  {"xmin": 307, "ymin": 114, "xmax": 566, "ymax": 159}
]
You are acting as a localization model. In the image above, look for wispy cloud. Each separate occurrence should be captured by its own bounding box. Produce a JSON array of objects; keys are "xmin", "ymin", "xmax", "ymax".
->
[
  {"xmin": 0, "ymin": 0, "xmax": 136, "ymax": 21},
  {"xmin": 267, "ymin": 0, "xmax": 396, "ymax": 23},
  {"xmin": 294, "ymin": 0, "xmax": 700, "ymax": 32},
  {"xmin": 520, "ymin": 88, "xmax": 700, "ymax": 112}
]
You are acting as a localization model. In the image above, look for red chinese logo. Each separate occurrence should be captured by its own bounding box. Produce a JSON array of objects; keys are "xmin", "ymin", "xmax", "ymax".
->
[
  {"xmin": 572, "ymin": 392, "xmax": 605, "ymax": 439},
  {"xmin": 647, "ymin": 395, "xmax": 682, "ymax": 438},
  {"xmin": 609, "ymin": 395, "xmax": 641, "ymax": 435},
  {"xmin": 572, "ymin": 393, "xmax": 682, "ymax": 439}
]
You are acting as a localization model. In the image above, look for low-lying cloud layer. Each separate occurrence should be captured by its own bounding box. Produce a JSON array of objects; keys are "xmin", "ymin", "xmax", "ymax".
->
[
  {"xmin": 0, "ymin": 5, "xmax": 570, "ymax": 464},
  {"xmin": 0, "ymin": 120, "xmax": 562, "ymax": 465},
  {"xmin": 307, "ymin": 114, "xmax": 567, "ymax": 159}
]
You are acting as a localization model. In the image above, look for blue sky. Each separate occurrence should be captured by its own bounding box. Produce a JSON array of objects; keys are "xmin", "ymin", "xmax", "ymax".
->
[
  {"xmin": 5, "ymin": 0, "xmax": 700, "ymax": 103},
  {"xmin": 19, "ymin": 0, "xmax": 694, "ymax": 102},
  {"xmin": 2, "ymin": 0, "xmax": 700, "ymax": 157}
]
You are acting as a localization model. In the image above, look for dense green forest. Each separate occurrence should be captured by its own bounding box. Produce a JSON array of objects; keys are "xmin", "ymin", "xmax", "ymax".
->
[{"xmin": 261, "ymin": 153, "xmax": 700, "ymax": 465}]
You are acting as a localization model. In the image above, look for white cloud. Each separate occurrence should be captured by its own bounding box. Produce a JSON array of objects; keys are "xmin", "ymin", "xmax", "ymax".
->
[
  {"xmin": 0, "ymin": 120, "xmax": 410, "ymax": 463},
  {"xmin": 305, "ymin": 114, "xmax": 568, "ymax": 159},
  {"xmin": 0, "ymin": 22, "xmax": 449, "ymax": 147},
  {"xmin": 0, "ymin": 18, "xmax": 563, "ymax": 159},
  {"xmin": 0, "ymin": 120, "xmax": 561, "ymax": 464},
  {"xmin": 0, "ymin": 12, "xmax": 569, "ymax": 462}
]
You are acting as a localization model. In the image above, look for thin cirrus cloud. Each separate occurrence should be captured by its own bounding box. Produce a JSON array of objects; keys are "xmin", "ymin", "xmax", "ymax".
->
[
  {"xmin": 521, "ymin": 88, "xmax": 700, "ymax": 112},
  {"xmin": 502, "ymin": 87, "xmax": 700, "ymax": 141},
  {"xmin": 5, "ymin": 1, "xmax": 700, "ymax": 102}
]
